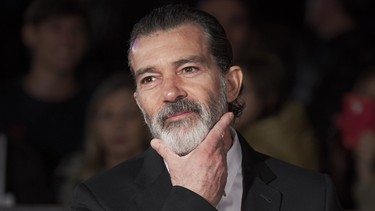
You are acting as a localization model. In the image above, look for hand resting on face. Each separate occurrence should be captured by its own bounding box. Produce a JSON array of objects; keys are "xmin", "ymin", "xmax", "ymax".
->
[{"xmin": 151, "ymin": 112, "xmax": 234, "ymax": 207}]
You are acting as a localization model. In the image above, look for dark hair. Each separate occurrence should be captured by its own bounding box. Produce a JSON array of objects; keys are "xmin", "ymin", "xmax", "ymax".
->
[
  {"xmin": 235, "ymin": 49, "xmax": 287, "ymax": 118},
  {"xmin": 24, "ymin": 0, "xmax": 89, "ymax": 27},
  {"xmin": 127, "ymin": 4, "xmax": 243, "ymax": 117}
]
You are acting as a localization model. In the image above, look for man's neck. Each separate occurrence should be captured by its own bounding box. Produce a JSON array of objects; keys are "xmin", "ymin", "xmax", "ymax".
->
[{"xmin": 23, "ymin": 65, "xmax": 78, "ymax": 102}]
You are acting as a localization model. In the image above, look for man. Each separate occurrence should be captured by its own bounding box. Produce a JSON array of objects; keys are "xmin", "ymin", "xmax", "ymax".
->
[
  {"xmin": 0, "ymin": 0, "xmax": 91, "ymax": 204},
  {"xmin": 71, "ymin": 4, "xmax": 342, "ymax": 210}
]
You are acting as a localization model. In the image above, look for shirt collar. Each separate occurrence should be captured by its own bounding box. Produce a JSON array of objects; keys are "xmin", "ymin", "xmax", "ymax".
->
[{"xmin": 224, "ymin": 127, "xmax": 242, "ymax": 195}]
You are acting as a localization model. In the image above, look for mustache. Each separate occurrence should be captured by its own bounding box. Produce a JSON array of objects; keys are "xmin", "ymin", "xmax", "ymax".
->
[{"xmin": 157, "ymin": 99, "xmax": 202, "ymax": 124}]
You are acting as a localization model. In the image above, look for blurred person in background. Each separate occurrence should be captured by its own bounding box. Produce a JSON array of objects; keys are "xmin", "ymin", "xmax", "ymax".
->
[
  {"xmin": 303, "ymin": 0, "xmax": 375, "ymax": 141},
  {"xmin": 234, "ymin": 48, "xmax": 320, "ymax": 171},
  {"xmin": 292, "ymin": 0, "xmax": 375, "ymax": 106},
  {"xmin": 58, "ymin": 72, "xmax": 151, "ymax": 206},
  {"xmin": 0, "ymin": 0, "xmax": 91, "ymax": 204},
  {"xmin": 336, "ymin": 66, "xmax": 375, "ymax": 210},
  {"xmin": 300, "ymin": 0, "xmax": 375, "ymax": 208}
]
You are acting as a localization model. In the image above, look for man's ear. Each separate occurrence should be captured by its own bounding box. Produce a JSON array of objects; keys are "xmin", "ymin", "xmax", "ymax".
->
[
  {"xmin": 225, "ymin": 66, "xmax": 243, "ymax": 103},
  {"xmin": 21, "ymin": 23, "xmax": 37, "ymax": 48}
]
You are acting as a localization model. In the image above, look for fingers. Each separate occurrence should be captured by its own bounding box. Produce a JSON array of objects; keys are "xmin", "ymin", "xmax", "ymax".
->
[
  {"xmin": 200, "ymin": 112, "xmax": 234, "ymax": 150},
  {"xmin": 150, "ymin": 138, "xmax": 167, "ymax": 157},
  {"xmin": 221, "ymin": 113, "xmax": 234, "ymax": 152},
  {"xmin": 212, "ymin": 112, "xmax": 234, "ymax": 138},
  {"xmin": 151, "ymin": 138, "xmax": 177, "ymax": 161}
]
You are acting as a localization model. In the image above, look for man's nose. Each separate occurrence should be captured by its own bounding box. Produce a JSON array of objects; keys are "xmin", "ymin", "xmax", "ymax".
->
[{"xmin": 161, "ymin": 76, "xmax": 187, "ymax": 103}]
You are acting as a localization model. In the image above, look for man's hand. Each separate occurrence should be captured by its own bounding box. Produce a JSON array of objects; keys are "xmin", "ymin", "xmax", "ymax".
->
[{"xmin": 151, "ymin": 112, "xmax": 234, "ymax": 207}]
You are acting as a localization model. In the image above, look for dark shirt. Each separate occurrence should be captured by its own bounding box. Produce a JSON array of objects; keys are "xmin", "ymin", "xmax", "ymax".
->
[{"xmin": 0, "ymin": 81, "xmax": 91, "ymax": 204}]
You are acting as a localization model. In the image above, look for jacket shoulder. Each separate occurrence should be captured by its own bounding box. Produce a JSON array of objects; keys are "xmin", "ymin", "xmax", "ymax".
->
[{"xmin": 85, "ymin": 153, "xmax": 144, "ymax": 188}]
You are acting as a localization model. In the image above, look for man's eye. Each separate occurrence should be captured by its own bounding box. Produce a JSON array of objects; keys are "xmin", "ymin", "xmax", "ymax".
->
[
  {"xmin": 183, "ymin": 66, "xmax": 198, "ymax": 73},
  {"xmin": 140, "ymin": 76, "xmax": 155, "ymax": 84}
]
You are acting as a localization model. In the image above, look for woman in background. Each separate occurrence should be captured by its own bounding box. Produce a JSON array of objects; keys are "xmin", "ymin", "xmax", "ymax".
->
[{"xmin": 58, "ymin": 72, "xmax": 150, "ymax": 205}]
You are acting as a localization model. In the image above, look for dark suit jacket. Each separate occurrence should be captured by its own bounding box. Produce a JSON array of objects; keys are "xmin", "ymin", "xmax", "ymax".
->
[{"xmin": 71, "ymin": 132, "xmax": 343, "ymax": 211}]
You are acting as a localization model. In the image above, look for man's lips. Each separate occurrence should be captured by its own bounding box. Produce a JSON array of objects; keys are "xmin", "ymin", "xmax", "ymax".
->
[{"xmin": 165, "ymin": 111, "xmax": 193, "ymax": 122}]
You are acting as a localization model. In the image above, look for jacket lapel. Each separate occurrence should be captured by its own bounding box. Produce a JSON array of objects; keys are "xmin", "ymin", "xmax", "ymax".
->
[
  {"xmin": 244, "ymin": 177, "xmax": 282, "ymax": 211},
  {"xmin": 238, "ymin": 132, "xmax": 282, "ymax": 211},
  {"xmin": 134, "ymin": 148, "xmax": 173, "ymax": 210}
]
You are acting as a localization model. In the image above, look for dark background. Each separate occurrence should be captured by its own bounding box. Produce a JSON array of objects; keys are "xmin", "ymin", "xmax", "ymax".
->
[{"xmin": 0, "ymin": 0, "xmax": 309, "ymax": 90}]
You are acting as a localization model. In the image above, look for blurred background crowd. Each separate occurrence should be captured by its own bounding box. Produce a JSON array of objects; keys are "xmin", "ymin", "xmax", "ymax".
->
[{"xmin": 0, "ymin": 0, "xmax": 374, "ymax": 210}]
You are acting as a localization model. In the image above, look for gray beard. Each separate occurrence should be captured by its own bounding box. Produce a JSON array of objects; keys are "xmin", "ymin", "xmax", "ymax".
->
[{"xmin": 139, "ymin": 77, "xmax": 227, "ymax": 156}]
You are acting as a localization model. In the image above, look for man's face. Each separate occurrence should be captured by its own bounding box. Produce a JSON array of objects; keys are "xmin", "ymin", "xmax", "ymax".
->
[
  {"xmin": 130, "ymin": 24, "xmax": 228, "ymax": 156},
  {"xmin": 24, "ymin": 15, "xmax": 88, "ymax": 73}
]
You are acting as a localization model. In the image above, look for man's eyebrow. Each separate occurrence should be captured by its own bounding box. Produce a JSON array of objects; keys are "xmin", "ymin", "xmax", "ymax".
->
[
  {"xmin": 134, "ymin": 67, "xmax": 155, "ymax": 79},
  {"xmin": 134, "ymin": 56, "xmax": 207, "ymax": 79},
  {"xmin": 173, "ymin": 56, "xmax": 207, "ymax": 67}
]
